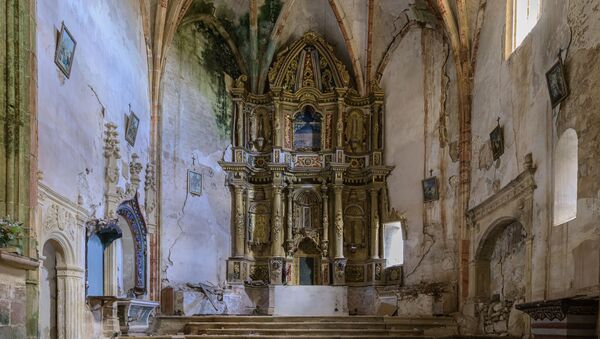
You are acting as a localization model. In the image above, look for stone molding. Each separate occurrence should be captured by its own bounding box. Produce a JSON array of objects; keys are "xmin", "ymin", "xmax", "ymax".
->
[
  {"xmin": 467, "ymin": 161, "xmax": 536, "ymax": 224},
  {"xmin": 515, "ymin": 298, "xmax": 599, "ymax": 321}
]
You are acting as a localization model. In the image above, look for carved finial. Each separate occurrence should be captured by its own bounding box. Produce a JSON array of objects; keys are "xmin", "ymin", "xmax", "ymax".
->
[
  {"xmin": 128, "ymin": 153, "xmax": 143, "ymax": 195},
  {"xmin": 234, "ymin": 74, "xmax": 248, "ymax": 89}
]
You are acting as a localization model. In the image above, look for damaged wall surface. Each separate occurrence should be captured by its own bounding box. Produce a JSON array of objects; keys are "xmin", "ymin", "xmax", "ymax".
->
[
  {"xmin": 35, "ymin": 0, "xmax": 152, "ymax": 337},
  {"xmin": 160, "ymin": 22, "xmax": 233, "ymax": 290},
  {"xmin": 381, "ymin": 24, "xmax": 460, "ymax": 314}
]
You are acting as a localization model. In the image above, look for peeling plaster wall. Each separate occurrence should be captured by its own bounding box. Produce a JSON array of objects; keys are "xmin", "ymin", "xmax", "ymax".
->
[
  {"xmin": 160, "ymin": 23, "xmax": 233, "ymax": 289},
  {"xmin": 471, "ymin": 0, "xmax": 600, "ymax": 304},
  {"xmin": 382, "ymin": 27, "xmax": 460, "ymax": 308},
  {"xmin": 37, "ymin": 0, "xmax": 151, "ymax": 212},
  {"xmin": 36, "ymin": 0, "xmax": 151, "ymax": 337}
]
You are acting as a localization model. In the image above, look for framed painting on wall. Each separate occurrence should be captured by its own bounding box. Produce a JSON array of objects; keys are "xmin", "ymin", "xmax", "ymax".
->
[
  {"xmin": 125, "ymin": 112, "xmax": 140, "ymax": 147},
  {"xmin": 54, "ymin": 22, "xmax": 77, "ymax": 78},
  {"xmin": 188, "ymin": 170, "xmax": 202, "ymax": 196},
  {"xmin": 545, "ymin": 59, "xmax": 569, "ymax": 108},
  {"xmin": 422, "ymin": 176, "xmax": 439, "ymax": 202},
  {"xmin": 490, "ymin": 124, "xmax": 504, "ymax": 161}
]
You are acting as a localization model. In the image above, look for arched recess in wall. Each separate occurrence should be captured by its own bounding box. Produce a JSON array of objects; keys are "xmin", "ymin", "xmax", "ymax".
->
[
  {"xmin": 40, "ymin": 240, "xmax": 64, "ymax": 339},
  {"xmin": 383, "ymin": 220, "xmax": 404, "ymax": 268},
  {"xmin": 116, "ymin": 194, "xmax": 148, "ymax": 296},
  {"xmin": 473, "ymin": 218, "xmax": 527, "ymax": 301},
  {"xmin": 554, "ymin": 128, "xmax": 578, "ymax": 226}
]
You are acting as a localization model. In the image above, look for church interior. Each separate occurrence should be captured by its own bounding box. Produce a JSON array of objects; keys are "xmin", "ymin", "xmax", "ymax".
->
[{"xmin": 1, "ymin": 0, "xmax": 599, "ymax": 338}]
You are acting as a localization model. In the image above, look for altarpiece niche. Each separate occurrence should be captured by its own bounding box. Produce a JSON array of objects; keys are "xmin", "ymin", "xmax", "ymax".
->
[{"xmin": 220, "ymin": 32, "xmax": 394, "ymax": 287}]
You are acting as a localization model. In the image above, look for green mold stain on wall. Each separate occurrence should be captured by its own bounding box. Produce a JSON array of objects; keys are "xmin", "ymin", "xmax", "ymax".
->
[{"xmin": 258, "ymin": 0, "xmax": 283, "ymax": 58}]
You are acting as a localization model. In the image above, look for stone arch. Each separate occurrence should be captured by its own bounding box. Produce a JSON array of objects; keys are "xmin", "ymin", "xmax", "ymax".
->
[
  {"xmin": 42, "ymin": 232, "xmax": 76, "ymax": 268},
  {"xmin": 473, "ymin": 217, "xmax": 527, "ymax": 300},
  {"xmin": 39, "ymin": 237, "xmax": 84, "ymax": 339},
  {"xmin": 116, "ymin": 194, "xmax": 148, "ymax": 296},
  {"xmin": 466, "ymin": 157, "xmax": 536, "ymax": 306}
]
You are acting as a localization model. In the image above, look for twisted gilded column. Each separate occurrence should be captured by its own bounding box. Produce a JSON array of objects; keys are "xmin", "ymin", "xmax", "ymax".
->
[
  {"xmin": 333, "ymin": 186, "xmax": 344, "ymax": 259},
  {"xmin": 321, "ymin": 185, "xmax": 329, "ymax": 256},
  {"xmin": 286, "ymin": 184, "xmax": 294, "ymax": 256},
  {"xmin": 370, "ymin": 186, "xmax": 380, "ymax": 259},
  {"xmin": 233, "ymin": 184, "xmax": 245, "ymax": 257},
  {"xmin": 271, "ymin": 185, "xmax": 285, "ymax": 257}
]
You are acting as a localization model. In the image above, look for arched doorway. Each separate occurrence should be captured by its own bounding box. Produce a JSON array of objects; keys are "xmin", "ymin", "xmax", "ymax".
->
[
  {"xmin": 40, "ymin": 239, "xmax": 66, "ymax": 339},
  {"xmin": 117, "ymin": 215, "xmax": 136, "ymax": 297},
  {"xmin": 294, "ymin": 238, "xmax": 322, "ymax": 285},
  {"xmin": 473, "ymin": 218, "xmax": 527, "ymax": 335}
]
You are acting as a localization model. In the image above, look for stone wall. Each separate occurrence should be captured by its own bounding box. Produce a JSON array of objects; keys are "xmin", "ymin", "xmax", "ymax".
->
[
  {"xmin": 0, "ymin": 269, "xmax": 27, "ymax": 339},
  {"xmin": 471, "ymin": 0, "xmax": 600, "ymax": 302},
  {"xmin": 35, "ymin": 0, "xmax": 152, "ymax": 337},
  {"xmin": 467, "ymin": 0, "xmax": 600, "ymax": 333},
  {"xmin": 160, "ymin": 22, "xmax": 234, "ymax": 289},
  {"xmin": 381, "ymin": 24, "xmax": 460, "ymax": 312}
]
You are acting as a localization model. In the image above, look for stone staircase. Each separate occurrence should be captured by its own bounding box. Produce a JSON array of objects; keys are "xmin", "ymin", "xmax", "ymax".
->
[{"xmin": 121, "ymin": 315, "xmax": 459, "ymax": 338}]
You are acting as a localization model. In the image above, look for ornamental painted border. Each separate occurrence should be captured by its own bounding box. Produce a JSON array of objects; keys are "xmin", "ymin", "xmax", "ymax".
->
[{"xmin": 117, "ymin": 194, "xmax": 148, "ymax": 295}]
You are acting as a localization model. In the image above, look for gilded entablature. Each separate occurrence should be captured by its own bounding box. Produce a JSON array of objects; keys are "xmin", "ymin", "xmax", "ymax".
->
[{"xmin": 220, "ymin": 32, "xmax": 393, "ymax": 287}]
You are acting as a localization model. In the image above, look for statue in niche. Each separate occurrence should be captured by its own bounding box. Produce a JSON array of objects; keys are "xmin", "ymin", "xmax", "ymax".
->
[
  {"xmin": 344, "ymin": 204, "xmax": 365, "ymax": 252},
  {"xmin": 320, "ymin": 57, "xmax": 334, "ymax": 93},
  {"xmin": 293, "ymin": 106, "xmax": 322, "ymax": 151},
  {"xmin": 249, "ymin": 204, "xmax": 270, "ymax": 245},
  {"xmin": 283, "ymin": 59, "xmax": 298, "ymax": 92},
  {"xmin": 249, "ymin": 108, "xmax": 272, "ymax": 151},
  {"xmin": 345, "ymin": 110, "xmax": 367, "ymax": 153}
]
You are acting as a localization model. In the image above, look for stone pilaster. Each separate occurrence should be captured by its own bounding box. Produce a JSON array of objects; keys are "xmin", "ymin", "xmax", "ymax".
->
[
  {"xmin": 56, "ymin": 266, "xmax": 85, "ymax": 339},
  {"xmin": 0, "ymin": 2, "xmax": 37, "ymax": 336}
]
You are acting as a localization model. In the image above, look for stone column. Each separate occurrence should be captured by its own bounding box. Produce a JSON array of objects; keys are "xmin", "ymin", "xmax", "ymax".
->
[
  {"xmin": 321, "ymin": 185, "xmax": 329, "ymax": 256},
  {"xmin": 233, "ymin": 184, "xmax": 245, "ymax": 258},
  {"xmin": 370, "ymin": 186, "xmax": 380, "ymax": 259}
]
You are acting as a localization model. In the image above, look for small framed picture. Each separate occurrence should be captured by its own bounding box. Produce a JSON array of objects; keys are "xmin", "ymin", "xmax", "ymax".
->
[
  {"xmin": 422, "ymin": 176, "xmax": 439, "ymax": 202},
  {"xmin": 54, "ymin": 22, "xmax": 77, "ymax": 78},
  {"xmin": 125, "ymin": 112, "xmax": 140, "ymax": 147},
  {"xmin": 188, "ymin": 170, "xmax": 203, "ymax": 196},
  {"xmin": 490, "ymin": 125, "xmax": 504, "ymax": 161},
  {"xmin": 545, "ymin": 59, "xmax": 569, "ymax": 108}
]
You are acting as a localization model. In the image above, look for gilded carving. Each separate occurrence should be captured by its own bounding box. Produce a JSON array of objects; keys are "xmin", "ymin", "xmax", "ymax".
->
[
  {"xmin": 220, "ymin": 31, "xmax": 394, "ymax": 286},
  {"xmin": 345, "ymin": 110, "xmax": 367, "ymax": 153}
]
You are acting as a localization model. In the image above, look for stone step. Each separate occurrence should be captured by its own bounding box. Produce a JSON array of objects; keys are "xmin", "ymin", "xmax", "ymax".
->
[
  {"xmin": 150, "ymin": 315, "xmax": 458, "ymax": 337},
  {"xmin": 187, "ymin": 328, "xmax": 424, "ymax": 335},
  {"xmin": 122, "ymin": 336, "xmax": 434, "ymax": 339},
  {"xmin": 183, "ymin": 320, "xmax": 418, "ymax": 330}
]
